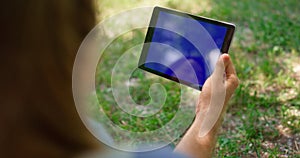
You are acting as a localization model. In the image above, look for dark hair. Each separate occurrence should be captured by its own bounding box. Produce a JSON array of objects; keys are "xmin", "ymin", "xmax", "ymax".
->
[{"xmin": 0, "ymin": 0, "xmax": 101, "ymax": 157}]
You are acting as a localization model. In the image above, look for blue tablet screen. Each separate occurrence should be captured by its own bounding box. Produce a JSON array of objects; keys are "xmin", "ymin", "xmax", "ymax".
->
[{"xmin": 142, "ymin": 11, "xmax": 229, "ymax": 88}]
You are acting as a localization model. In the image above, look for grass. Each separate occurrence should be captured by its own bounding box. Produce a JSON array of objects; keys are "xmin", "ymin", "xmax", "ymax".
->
[{"xmin": 95, "ymin": 0, "xmax": 300, "ymax": 157}]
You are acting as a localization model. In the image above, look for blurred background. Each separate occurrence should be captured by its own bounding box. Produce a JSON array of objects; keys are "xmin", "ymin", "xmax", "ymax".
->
[{"xmin": 96, "ymin": 0, "xmax": 300, "ymax": 157}]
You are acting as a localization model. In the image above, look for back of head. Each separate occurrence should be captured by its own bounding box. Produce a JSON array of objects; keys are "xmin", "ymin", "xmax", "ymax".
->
[{"xmin": 0, "ymin": 0, "xmax": 101, "ymax": 157}]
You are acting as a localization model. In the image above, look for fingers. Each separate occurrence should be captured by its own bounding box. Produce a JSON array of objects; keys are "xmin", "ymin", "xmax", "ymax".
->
[
  {"xmin": 213, "ymin": 54, "xmax": 239, "ymax": 90},
  {"xmin": 222, "ymin": 54, "xmax": 236, "ymax": 77},
  {"xmin": 222, "ymin": 54, "xmax": 239, "ymax": 90}
]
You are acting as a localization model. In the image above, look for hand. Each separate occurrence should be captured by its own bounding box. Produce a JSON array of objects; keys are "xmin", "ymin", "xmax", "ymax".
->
[
  {"xmin": 197, "ymin": 54, "xmax": 239, "ymax": 114},
  {"xmin": 196, "ymin": 53, "xmax": 239, "ymax": 137},
  {"xmin": 175, "ymin": 54, "xmax": 239, "ymax": 158}
]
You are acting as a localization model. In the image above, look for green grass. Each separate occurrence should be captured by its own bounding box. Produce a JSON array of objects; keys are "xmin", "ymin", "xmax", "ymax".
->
[
  {"xmin": 202, "ymin": 0, "xmax": 300, "ymax": 157},
  {"xmin": 96, "ymin": 29, "xmax": 182, "ymax": 132},
  {"xmin": 95, "ymin": 0, "xmax": 300, "ymax": 156}
]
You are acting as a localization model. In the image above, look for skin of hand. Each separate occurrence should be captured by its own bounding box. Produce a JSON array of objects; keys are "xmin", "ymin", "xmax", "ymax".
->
[{"xmin": 174, "ymin": 54, "xmax": 239, "ymax": 158}]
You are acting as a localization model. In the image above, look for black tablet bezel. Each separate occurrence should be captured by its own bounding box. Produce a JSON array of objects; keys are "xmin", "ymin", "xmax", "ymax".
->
[{"xmin": 138, "ymin": 6, "xmax": 235, "ymax": 90}]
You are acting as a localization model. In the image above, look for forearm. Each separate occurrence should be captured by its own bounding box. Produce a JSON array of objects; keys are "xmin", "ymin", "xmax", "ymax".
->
[{"xmin": 174, "ymin": 114, "xmax": 223, "ymax": 158}]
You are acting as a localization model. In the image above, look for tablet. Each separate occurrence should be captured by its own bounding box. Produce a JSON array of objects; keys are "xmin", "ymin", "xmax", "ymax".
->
[{"xmin": 138, "ymin": 6, "xmax": 235, "ymax": 90}]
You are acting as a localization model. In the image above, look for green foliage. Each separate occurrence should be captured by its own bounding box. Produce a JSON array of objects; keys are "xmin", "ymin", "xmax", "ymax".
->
[
  {"xmin": 96, "ymin": 0, "xmax": 300, "ymax": 156},
  {"xmin": 201, "ymin": 1, "xmax": 300, "ymax": 156},
  {"xmin": 96, "ymin": 29, "xmax": 182, "ymax": 132}
]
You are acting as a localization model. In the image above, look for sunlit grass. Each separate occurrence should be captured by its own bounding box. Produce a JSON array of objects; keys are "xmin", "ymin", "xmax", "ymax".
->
[{"xmin": 95, "ymin": 0, "xmax": 300, "ymax": 156}]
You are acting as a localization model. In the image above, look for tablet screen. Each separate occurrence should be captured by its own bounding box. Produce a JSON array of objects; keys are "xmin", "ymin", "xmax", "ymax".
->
[{"xmin": 138, "ymin": 7, "xmax": 235, "ymax": 90}]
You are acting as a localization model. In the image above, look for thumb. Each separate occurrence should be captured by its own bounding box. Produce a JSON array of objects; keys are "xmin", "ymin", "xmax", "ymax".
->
[
  {"xmin": 212, "ymin": 54, "xmax": 227, "ymax": 82},
  {"xmin": 222, "ymin": 54, "xmax": 239, "ymax": 91},
  {"xmin": 222, "ymin": 54, "xmax": 236, "ymax": 77}
]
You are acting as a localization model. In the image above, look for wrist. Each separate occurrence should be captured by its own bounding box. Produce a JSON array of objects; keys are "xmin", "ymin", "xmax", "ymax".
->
[
  {"xmin": 174, "ymin": 115, "xmax": 220, "ymax": 158},
  {"xmin": 190, "ymin": 115, "xmax": 219, "ymax": 147}
]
